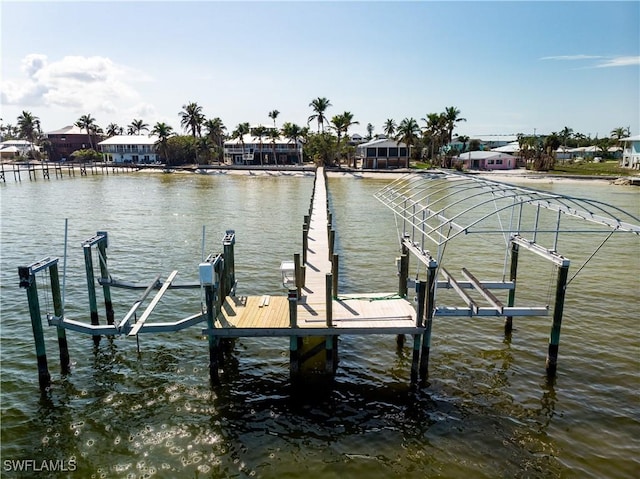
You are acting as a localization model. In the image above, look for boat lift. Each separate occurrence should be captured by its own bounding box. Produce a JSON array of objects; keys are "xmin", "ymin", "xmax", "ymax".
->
[{"xmin": 375, "ymin": 170, "xmax": 640, "ymax": 376}]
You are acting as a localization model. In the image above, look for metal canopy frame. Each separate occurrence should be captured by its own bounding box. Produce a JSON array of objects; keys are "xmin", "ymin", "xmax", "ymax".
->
[{"xmin": 375, "ymin": 170, "xmax": 640, "ymax": 257}]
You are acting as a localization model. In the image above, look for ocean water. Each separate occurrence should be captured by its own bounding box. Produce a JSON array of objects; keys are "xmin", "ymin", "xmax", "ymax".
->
[{"xmin": 0, "ymin": 170, "xmax": 638, "ymax": 478}]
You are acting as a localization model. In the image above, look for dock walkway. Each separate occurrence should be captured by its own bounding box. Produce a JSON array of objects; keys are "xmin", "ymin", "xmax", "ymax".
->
[{"xmin": 212, "ymin": 167, "xmax": 422, "ymax": 337}]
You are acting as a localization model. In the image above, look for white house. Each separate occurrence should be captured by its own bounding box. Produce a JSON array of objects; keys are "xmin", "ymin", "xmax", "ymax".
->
[
  {"xmin": 0, "ymin": 140, "xmax": 39, "ymax": 159},
  {"xmin": 454, "ymin": 151, "xmax": 516, "ymax": 170},
  {"xmin": 97, "ymin": 135, "xmax": 159, "ymax": 164},
  {"xmin": 620, "ymin": 135, "xmax": 640, "ymax": 170},
  {"xmin": 357, "ymin": 138, "xmax": 409, "ymax": 169},
  {"xmin": 223, "ymin": 134, "xmax": 302, "ymax": 165}
]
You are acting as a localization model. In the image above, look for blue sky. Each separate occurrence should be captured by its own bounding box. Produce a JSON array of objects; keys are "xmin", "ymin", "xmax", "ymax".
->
[{"xmin": 2, "ymin": 1, "xmax": 638, "ymax": 139}]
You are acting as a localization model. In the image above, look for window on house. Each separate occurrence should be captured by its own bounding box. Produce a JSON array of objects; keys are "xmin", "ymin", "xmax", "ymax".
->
[
  {"xmin": 366, "ymin": 148, "xmax": 376, "ymax": 158},
  {"xmin": 488, "ymin": 160, "xmax": 494, "ymax": 164},
  {"xmin": 389, "ymin": 147, "xmax": 398, "ymax": 157},
  {"xmin": 378, "ymin": 147, "xmax": 387, "ymax": 157},
  {"xmin": 399, "ymin": 147, "xmax": 407, "ymax": 157},
  {"xmin": 496, "ymin": 159, "xmax": 503, "ymax": 165}
]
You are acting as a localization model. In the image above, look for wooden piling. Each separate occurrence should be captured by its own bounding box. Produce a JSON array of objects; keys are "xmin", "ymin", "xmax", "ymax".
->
[
  {"xmin": 302, "ymin": 223, "xmax": 309, "ymax": 265},
  {"xmin": 223, "ymin": 231, "xmax": 236, "ymax": 297},
  {"xmin": 49, "ymin": 263, "xmax": 70, "ymax": 374},
  {"xmin": 505, "ymin": 241, "xmax": 519, "ymax": 334},
  {"xmin": 331, "ymin": 254, "xmax": 339, "ymax": 299},
  {"xmin": 325, "ymin": 273, "xmax": 333, "ymax": 327},
  {"xmin": 398, "ymin": 253, "xmax": 409, "ymax": 298},
  {"xmin": 83, "ymin": 244, "xmax": 101, "ymax": 345},
  {"xmin": 546, "ymin": 264, "xmax": 569, "ymax": 377},
  {"xmin": 328, "ymin": 229, "xmax": 335, "ymax": 260},
  {"xmin": 18, "ymin": 266, "xmax": 51, "ymax": 390},
  {"xmin": 294, "ymin": 253, "xmax": 302, "ymax": 297}
]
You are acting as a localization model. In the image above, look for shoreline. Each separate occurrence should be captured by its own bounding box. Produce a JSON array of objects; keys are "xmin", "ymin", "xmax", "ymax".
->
[{"xmin": 2, "ymin": 160, "xmax": 638, "ymax": 185}]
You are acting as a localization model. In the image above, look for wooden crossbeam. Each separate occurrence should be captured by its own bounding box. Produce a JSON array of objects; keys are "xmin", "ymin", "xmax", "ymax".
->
[
  {"xmin": 461, "ymin": 268, "xmax": 504, "ymax": 314},
  {"xmin": 128, "ymin": 271, "xmax": 178, "ymax": 336}
]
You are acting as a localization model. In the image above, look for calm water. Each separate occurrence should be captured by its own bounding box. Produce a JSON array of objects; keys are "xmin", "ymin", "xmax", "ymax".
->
[{"xmin": 1, "ymin": 171, "xmax": 638, "ymax": 478}]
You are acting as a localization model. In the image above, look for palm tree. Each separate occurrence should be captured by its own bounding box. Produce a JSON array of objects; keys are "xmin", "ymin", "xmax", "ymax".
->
[
  {"xmin": 610, "ymin": 126, "xmax": 630, "ymax": 145},
  {"xmin": 106, "ymin": 123, "xmax": 123, "ymax": 137},
  {"xmin": 268, "ymin": 110, "xmax": 280, "ymax": 128},
  {"xmin": 204, "ymin": 117, "xmax": 226, "ymax": 164},
  {"xmin": 267, "ymin": 127, "xmax": 280, "ymax": 165},
  {"xmin": 330, "ymin": 115, "xmax": 347, "ymax": 164},
  {"xmin": 366, "ymin": 123, "xmax": 374, "ymax": 141},
  {"xmin": 383, "ymin": 119, "xmax": 397, "ymax": 139},
  {"xmin": 456, "ymin": 135, "xmax": 470, "ymax": 153},
  {"xmin": 308, "ymin": 97, "xmax": 332, "ymax": 133},
  {"xmin": 232, "ymin": 122, "xmax": 250, "ymax": 164},
  {"xmin": 16, "ymin": 111, "xmax": 41, "ymax": 145},
  {"xmin": 252, "ymin": 125, "xmax": 268, "ymax": 166},
  {"xmin": 180, "ymin": 101, "xmax": 205, "ymax": 137},
  {"xmin": 442, "ymin": 106, "xmax": 466, "ymax": 145},
  {"xmin": 151, "ymin": 122, "xmax": 174, "ymax": 169},
  {"xmin": 421, "ymin": 112, "xmax": 444, "ymax": 161},
  {"xmin": 395, "ymin": 118, "xmax": 420, "ymax": 168},
  {"xmin": 75, "ymin": 114, "xmax": 97, "ymax": 149},
  {"xmin": 127, "ymin": 119, "xmax": 149, "ymax": 135},
  {"xmin": 282, "ymin": 122, "xmax": 304, "ymax": 164}
]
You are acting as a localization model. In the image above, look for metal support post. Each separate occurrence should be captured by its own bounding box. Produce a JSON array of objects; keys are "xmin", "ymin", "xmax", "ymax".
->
[
  {"xmin": 419, "ymin": 262, "xmax": 438, "ymax": 383},
  {"xmin": 18, "ymin": 267, "xmax": 51, "ymax": 390},
  {"xmin": 96, "ymin": 234, "xmax": 114, "ymax": 325},
  {"xmin": 546, "ymin": 264, "xmax": 569, "ymax": 377},
  {"xmin": 505, "ymin": 241, "xmax": 519, "ymax": 335},
  {"xmin": 83, "ymin": 245, "xmax": 100, "ymax": 345},
  {"xmin": 49, "ymin": 263, "xmax": 70, "ymax": 374}
]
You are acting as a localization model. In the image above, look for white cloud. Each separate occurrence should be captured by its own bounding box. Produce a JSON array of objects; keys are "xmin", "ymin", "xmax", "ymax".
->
[
  {"xmin": 1, "ymin": 54, "xmax": 152, "ymax": 115},
  {"xmin": 540, "ymin": 54, "xmax": 640, "ymax": 69},
  {"xmin": 540, "ymin": 55, "xmax": 603, "ymax": 61},
  {"xmin": 595, "ymin": 56, "xmax": 640, "ymax": 68}
]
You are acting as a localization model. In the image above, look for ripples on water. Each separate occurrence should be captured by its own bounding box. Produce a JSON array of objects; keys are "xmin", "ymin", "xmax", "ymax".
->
[{"xmin": 1, "ymin": 172, "xmax": 638, "ymax": 478}]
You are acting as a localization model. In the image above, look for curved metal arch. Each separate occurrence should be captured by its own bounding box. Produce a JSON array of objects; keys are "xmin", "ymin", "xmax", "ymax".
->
[{"xmin": 375, "ymin": 170, "xmax": 640, "ymax": 254}]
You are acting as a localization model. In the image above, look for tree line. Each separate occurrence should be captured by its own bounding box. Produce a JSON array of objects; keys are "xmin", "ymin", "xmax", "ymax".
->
[{"xmin": 0, "ymin": 105, "xmax": 632, "ymax": 170}]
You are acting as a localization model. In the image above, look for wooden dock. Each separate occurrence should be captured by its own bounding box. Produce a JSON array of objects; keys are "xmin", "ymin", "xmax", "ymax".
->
[{"xmin": 210, "ymin": 167, "xmax": 423, "ymax": 338}]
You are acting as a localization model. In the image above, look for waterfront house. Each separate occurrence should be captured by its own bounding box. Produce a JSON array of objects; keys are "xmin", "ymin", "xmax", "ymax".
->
[
  {"xmin": 223, "ymin": 133, "xmax": 303, "ymax": 165},
  {"xmin": 454, "ymin": 151, "xmax": 516, "ymax": 170},
  {"xmin": 0, "ymin": 140, "xmax": 39, "ymax": 159},
  {"xmin": 97, "ymin": 135, "xmax": 159, "ymax": 164},
  {"xmin": 620, "ymin": 135, "xmax": 640, "ymax": 170},
  {"xmin": 357, "ymin": 138, "xmax": 409, "ymax": 169},
  {"xmin": 44, "ymin": 125, "xmax": 104, "ymax": 162}
]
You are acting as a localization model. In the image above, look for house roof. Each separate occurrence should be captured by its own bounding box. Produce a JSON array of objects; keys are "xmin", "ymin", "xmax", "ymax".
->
[
  {"xmin": 620, "ymin": 135, "xmax": 640, "ymax": 142},
  {"xmin": 0, "ymin": 146, "xmax": 20, "ymax": 153},
  {"xmin": 45, "ymin": 125, "xmax": 88, "ymax": 135},
  {"xmin": 358, "ymin": 138, "xmax": 407, "ymax": 148},
  {"xmin": 97, "ymin": 135, "xmax": 158, "ymax": 146},
  {"xmin": 0, "ymin": 140, "xmax": 33, "ymax": 146},
  {"xmin": 455, "ymin": 151, "xmax": 516, "ymax": 160},
  {"xmin": 491, "ymin": 142, "xmax": 520, "ymax": 153},
  {"xmin": 224, "ymin": 133, "xmax": 299, "ymax": 146}
]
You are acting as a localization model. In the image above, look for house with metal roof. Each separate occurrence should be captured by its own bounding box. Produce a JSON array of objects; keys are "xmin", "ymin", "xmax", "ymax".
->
[
  {"xmin": 223, "ymin": 134, "xmax": 302, "ymax": 165},
  {"xmin": 454, "ymin": 151, "xmax": 517, "ymax": 170},
  {"xmin": 356, "ymin": 138, "xmax": 409, "ymax": 169},
  {"xmin": 620, "ymin": 135, "xmax": 640, "ymax": 170},
  {"xmin": 97, "ymin": 135, "xmax": 159, "ymax": 164},
  {"xmin": 0, "ymin": 140, "xmax": 39, "ymax": 159},
  {"xmin": 44, "ymin": 125, "xmax": 103, "ymax": 161}
]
